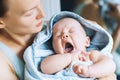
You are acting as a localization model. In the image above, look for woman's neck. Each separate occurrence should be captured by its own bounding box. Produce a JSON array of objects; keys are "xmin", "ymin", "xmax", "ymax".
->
[
  {"xmin": 0, "ymin": 29, "xmax": 35, "ymax": 47},
  {"xmin": 0, "ymin": 29, "xmax": 36, "ymax": 60}
]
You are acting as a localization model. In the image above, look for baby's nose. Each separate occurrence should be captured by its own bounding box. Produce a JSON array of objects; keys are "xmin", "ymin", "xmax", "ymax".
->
[{"xmin": 62, "ymin": 34, "xmax": 69, "ymax": 39}]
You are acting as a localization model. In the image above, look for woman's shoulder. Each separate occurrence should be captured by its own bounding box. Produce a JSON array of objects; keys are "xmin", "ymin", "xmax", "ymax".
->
[
  {"xmin": 0, "ymin": 42, "xmax": 24, "ymax": 80},
  {"xmin": 0, "ymin": 49, "xmax": 11, "ymax": 65},
  {"xmin": 0, "ymin": 50, "xmax": 18, "ymax": 80}
]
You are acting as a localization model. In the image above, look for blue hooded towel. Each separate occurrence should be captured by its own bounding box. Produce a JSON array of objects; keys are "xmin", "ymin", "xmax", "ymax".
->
[{"xmin": 24, "ymin": 11, "xmax": 113, "ymax": 80}]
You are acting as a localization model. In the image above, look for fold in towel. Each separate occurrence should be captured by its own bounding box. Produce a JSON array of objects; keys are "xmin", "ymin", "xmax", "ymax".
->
[{"xmin": 24, "ymin": 11, "xmax": 113, "ymax": 80}]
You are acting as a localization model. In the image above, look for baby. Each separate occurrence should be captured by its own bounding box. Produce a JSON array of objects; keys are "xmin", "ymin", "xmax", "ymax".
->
[{"xmin": 40, "ymin": 17, "xmax": 116, "ymax": 79}]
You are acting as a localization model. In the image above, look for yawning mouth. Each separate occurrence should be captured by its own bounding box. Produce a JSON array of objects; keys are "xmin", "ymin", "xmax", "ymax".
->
[{"xmin": 65, "ymin": 42, "xmax": 74, "ymax": 53}]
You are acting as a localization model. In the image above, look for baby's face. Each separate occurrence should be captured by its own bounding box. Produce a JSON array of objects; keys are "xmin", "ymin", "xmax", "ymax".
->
[{"xmin": 52, "ymin": 18, "xmax": 90, "ymax": 54}]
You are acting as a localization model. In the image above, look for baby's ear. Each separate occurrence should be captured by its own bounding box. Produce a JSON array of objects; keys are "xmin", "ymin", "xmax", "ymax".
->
[
  {"xmin": 0, "ymin": 19, "xmax": 6, "ymax": 28},
  {"xmin": 85, "ymin": 36, "xmax": 90, "ymax": 47}
]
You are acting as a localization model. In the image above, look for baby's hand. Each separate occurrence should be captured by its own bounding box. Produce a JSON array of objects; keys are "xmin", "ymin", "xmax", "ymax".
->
[
  {"xmin": 79, "ymin": 51, "xmax": 90, "ymax": 61},
  {"xmin": 71, "ymin": 51, "xmax": 90, "ymax": 62},
  {"xmin": 73, "ymin": 64, "xmax": 90, "ymax": 77},
  {"xmin": 71, "ymin": 51, "xmax": 81, "ymax": 61}
]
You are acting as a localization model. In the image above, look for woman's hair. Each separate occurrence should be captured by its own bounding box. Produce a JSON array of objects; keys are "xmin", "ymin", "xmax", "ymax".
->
[{"xmin": 0, "ymin": 0, "xmax": 8, "ymax": 17}]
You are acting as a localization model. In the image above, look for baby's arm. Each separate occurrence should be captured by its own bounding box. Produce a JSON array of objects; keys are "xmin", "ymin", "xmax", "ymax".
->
[
  {"xmin": 40, "ymin": 53, "xmax": 72, "ymax": 74},
  {"xmin": 40, "ymin": 51, "xmax": 81, "ymax": 74},
  {"xmin": 88, "ymin": 50, "xmax": 116, "ymax": 78},
  {"xmin": 73, "ymin": 50, "xmax": 116, "ymax": 78}
]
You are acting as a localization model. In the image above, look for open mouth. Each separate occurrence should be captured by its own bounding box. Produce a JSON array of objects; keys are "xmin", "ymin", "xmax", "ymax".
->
[{"xmin": 65, "ymin": 42, "xmax": 74, "ymax": 53}]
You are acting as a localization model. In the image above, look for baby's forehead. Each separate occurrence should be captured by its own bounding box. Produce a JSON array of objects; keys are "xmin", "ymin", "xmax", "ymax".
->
[
  {"xmin": 54, "ymin": 17, "xmax": 86, "ymax": 32},
  {"xmin": 55, "ymin": 18, "xmax": 82, "ymax": 26},
  {"xmin": 59, "ymin": 18, "xmax": 85, "ymax": 27},
  {"xmin": 54, "ymin": 18, "xmax": 79, "ymax": 27}
]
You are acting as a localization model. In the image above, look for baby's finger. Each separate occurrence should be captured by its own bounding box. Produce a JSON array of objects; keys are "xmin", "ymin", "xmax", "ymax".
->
[{"xmin": 73, "ymin": 64, "xmax": 82, "ymax": 74}]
